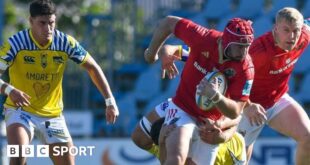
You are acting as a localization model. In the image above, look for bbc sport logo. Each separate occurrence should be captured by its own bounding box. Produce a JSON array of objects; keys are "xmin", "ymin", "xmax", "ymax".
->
[{"xmin": 7, "ymin": 145, "xmax": 95, "ymax": 157}]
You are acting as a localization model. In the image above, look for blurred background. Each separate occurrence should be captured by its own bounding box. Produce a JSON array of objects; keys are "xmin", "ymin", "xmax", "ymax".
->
[{"xmin": 0, "ymin": 0, "xmax": 310, "ymax": 164}]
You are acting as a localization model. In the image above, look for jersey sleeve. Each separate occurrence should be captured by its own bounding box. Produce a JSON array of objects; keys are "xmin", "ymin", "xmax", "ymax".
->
[
  {"xmin": 0, "ymin": 40, "xmax": 15, "ymax": 69},
  {"xmin": 174, "ymin": 19, "xmax": 210, "ymax": 48},
  {"xmin": 66, "ymin": 35, "xmax": 89, "ymax": 64},
  {"xmin": 226, "ymin": 60, "xmax": 254, "ymax": 101}
]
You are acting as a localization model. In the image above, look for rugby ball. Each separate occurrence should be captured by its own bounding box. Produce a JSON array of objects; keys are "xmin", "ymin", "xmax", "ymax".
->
[{"xmin": 195, "ymin": 71, "xmax": 227, "ymax": 111}]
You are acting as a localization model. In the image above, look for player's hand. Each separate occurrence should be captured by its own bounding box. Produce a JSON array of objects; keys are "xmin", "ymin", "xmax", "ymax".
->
[
  {"xmin": 159, "ymin": 50, "xmax": 180, "ymax": 79},
  {"xmin": 105, "ymin": 105, "xmax": 119, "ymax": 124},
  {"xmin": 8, "ymin": 88, "xmax": 31, "ymax": 107},
  {"xmin": 196, "ymin": 77, "xmax": 218, "ymax": 98},
  {"xmin": 198, "ymin": 121, "xmax": 223, "ymax": 144},
  {"xmin": 244, "ymin": 103, "xmax": 267, "ymax": 126}
]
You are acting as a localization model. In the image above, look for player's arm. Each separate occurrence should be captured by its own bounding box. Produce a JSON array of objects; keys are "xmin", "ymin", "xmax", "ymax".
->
[
  {"xmin": 157, "ymin": 44, "xmax": 190, "ymax": 79},
  {"xmin": 199, "ymin": 115, "xmax": 241, "ymax": 144},
  {"xmin": 0, "ymin": 42, "xmax": 31, "ymax": 107},
  {"xmin": 81, "ymin": 55, "xmax": 119, "ymax": 124},
  {"xmin": 243, "ymin": 100, "xmax": 266, "ymax": 126},
  {"xmin": 144, "ymin": 15, "xmax": 182, "ymax": 63},
  {"xmin": 197, "ymin": 78, "xmax": 245, "ymax": 119}
]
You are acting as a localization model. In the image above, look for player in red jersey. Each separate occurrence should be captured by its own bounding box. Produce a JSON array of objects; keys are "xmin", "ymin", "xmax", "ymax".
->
[
  {"xmin": 237, "ymin": 7, "xmax": 310, "ymax": 165},
  {"xmin": 143, "ymin": 16, "xmax": 255, "ymax": 165}
]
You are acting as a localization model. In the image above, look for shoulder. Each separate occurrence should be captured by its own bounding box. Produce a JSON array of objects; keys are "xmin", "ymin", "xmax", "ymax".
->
[
  {"xmin": 54, "ymin": 29, "xmax": 79, "ymax": 47},
  {"xmin": 249, "ymin": 32, "xmax": 274, "ymax": 62}
]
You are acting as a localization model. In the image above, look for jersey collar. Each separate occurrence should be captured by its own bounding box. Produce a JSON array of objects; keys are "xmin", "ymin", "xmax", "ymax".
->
[{"xmin": 29, "ymin": 29, "xmax": 53, "ymax": 50}]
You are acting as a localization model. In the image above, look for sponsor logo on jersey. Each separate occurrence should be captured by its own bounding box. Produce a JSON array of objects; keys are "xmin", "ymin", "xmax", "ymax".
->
[
  {"xmin": 242, "ymin": 80, "xmax": 253, "ymax": 96},
  {"xmin": 194, "ymin": 61, "xmax": 207, "ymax": 74},
  {"xmin": 24, "ymin": 56, "xmax": 35, "ymax": 64},
  {"xmin": 269, "ymin": 58, "xmax": 298, "ymax": 74},
  {"xmin": 53, "ymin": 56, "xmax": 64, "ymax": 64}
]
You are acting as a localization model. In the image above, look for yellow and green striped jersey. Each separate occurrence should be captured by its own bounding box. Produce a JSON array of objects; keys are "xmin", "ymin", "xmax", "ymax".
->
[{"xmin": 0, "ymin": 29, "xmax": 89, "ymax": 117}]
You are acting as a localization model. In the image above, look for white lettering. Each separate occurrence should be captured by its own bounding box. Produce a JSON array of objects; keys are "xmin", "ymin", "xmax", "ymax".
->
[
  {"xmin": 194, "ymin": 61, "xmax": 207, "ymax": 74},
  {"xmin": 269, "ymin": 58, "xmax": 298, "ymax": 75}
]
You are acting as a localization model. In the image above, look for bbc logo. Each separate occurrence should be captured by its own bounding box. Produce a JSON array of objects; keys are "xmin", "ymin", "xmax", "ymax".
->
[
  {"xmin": 7, "ymin": 145, "xmax": 95, "ymax": 157},
  {"xmin": 7, "ymin": 145, "xmax": 49, "ymax": 157}
]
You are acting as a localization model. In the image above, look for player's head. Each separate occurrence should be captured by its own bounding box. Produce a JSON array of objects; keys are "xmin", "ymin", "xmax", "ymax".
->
[
  {"xmin": 150, "ymin": 117, "xmax": 165, "ymax": 145},
  {"xmin": 29, "ymin": 0, "xmax": 56, "ymax": 44},
  {"xmin": 222, "ymin": 18, "xmax": 254, "ymax": 61},
  {"xmin": 273, "ymin": 7, "xmax": 304, "ymax": 51}
]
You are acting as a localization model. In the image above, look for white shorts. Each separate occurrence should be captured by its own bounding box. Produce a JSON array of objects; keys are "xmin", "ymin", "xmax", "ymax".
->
[
  {"xmin": 3, "ymin": 107, "xmax": 72, "ymax": 144},
  {"xmin": 163, "ymin": 100, "xmax": 219, "ymax": 165},
  {"xmin": 139, "ymin": 98, "xmax": 171, "ymax": 137},
  {"xmin": 237, "ymin": 93, "xmax": 298, "ymax": 146}
]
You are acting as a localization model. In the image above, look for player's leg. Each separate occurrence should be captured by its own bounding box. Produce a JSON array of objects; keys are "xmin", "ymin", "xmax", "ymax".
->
[
  {"xmin": 131, "ymin": 100, "xmax": 169, "ymax": 156},
  {"xmin": 7, "ymin": 124, "xmax": 31, "ymax": 165},
  {"xmin": 4, "ymin": 108, "xmax": 34, "ymax": 165},
  {"xmin": 49, "ymin": 142, "xmax": 75, "ymax": 165},
  {"xmin": 245, "ymin": 144, "xmax": 253, "ymax": 165},
  {"xmin": 267, "ymin": 94, "xmax": 310, "ymax": 165},
  {"xmin": 237, "ymin": 111, "xmax": 266, "ymax": 164},
  {"xmin": 159, "ymin": 104, "xmax": 196, "ymax": 165},
  {"xmin": 40, "ymin": 115, "xmax": 74, "ymax": 165},
  {"xmin": 131, "ymin": 110, "xmax": 161, "ymax": 150}
]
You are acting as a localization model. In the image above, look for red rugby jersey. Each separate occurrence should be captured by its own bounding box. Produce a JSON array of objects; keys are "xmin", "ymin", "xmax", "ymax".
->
[
  {"xmin": 249, "ymin": 26, "xmax": 310, "ymax": 109},
  {"xmin": 172, "ymin": 19, "xmax": 254, "ymax": 120}
]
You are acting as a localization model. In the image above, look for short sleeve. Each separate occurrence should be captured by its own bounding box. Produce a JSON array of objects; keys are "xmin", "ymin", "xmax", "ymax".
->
[
  {"xmin": 174, "ymin": 19, "xmax": 210, "ymax": 47},
  {"xmin": 66, "ymin": 35, "xmax": 89, "ymax": 64},
  {"xmin": 0, "ymin": 41, "xmax": 14, "ymax": 68}
]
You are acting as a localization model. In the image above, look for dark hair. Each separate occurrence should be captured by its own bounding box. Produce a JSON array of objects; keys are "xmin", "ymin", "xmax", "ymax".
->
[
  {"xmin": 30, "ymin": 0, "xmax": 56, "ymax": 17},
  {"xmin": 150, "ymin": 117, "xmax": 165, "ymax": 145}
]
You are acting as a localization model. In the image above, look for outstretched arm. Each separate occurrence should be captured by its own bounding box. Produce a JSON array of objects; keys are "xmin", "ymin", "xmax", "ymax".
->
[
  {"xmin": 81, "ymin": 55, "xmax": 119, "ymax": 124},
  {"xmin": 197, "ymin": 77, "xmax": 246, "ymax": 119}
]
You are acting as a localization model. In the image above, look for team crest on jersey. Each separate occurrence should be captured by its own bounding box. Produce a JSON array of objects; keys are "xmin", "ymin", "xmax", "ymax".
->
[
  {"xmin": 41, "ymin": 54, "xmax": 47, "ymax": 68},
  {"xmin": 53, "ymin": 56, "xmax": 64, "ymax": 64},
  {"xmin": 24, "ymin": 56, "xmax": 35, "ymax": 64},
  {"xmin": 223, "ymin": 68, "xmax": 236, "ymax": 78}
]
